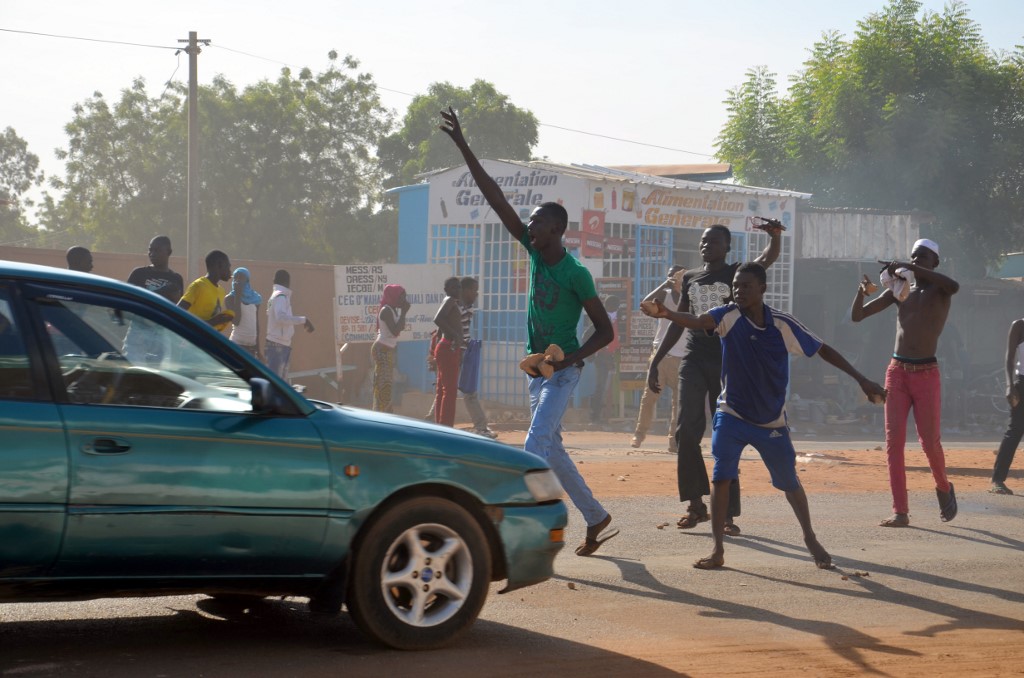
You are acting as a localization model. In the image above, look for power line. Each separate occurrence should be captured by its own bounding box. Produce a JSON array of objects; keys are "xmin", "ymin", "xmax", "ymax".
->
[
  {"xmin": 211, "ymin": 42, "xmax": 712, "ymax": 157},
  {"xmin": 5, "ymin": 26, "xmax": 715, "ymax": 159},
  {"xmin": 538, "ymin": 123, "xmax": 714, "ymax": 158},
  {"xmin": 0, "ymin": 27, "xmax": 179, "ymax": 50}
]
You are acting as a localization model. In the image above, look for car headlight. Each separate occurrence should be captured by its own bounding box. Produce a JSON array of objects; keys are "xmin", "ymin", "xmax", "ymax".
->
[{"xmin": 524, "ymin": 469, "xmax": 564, "ymax": 502}]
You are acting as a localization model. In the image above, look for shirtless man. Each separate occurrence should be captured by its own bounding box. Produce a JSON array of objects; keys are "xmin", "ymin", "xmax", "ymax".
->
[{"xmin": 851, "ymin": 238, "xmax": 960, "ymax": 527}]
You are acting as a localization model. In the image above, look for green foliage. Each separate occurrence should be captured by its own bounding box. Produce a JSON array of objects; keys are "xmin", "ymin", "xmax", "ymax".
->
[
  {"xmin": 716, "ymin": 0, "xmax": 1024, "ymax": 274},
  {"xmin": 0, "ymin": 127, "xmax": 44, "ymax": 245},
  {"xmin": 42, "ymin": 53, "xmax": 394, "ymax": 264},
  {"xmin": 380, "ymin": 80, "xmax": 538, "ymax": 188}
]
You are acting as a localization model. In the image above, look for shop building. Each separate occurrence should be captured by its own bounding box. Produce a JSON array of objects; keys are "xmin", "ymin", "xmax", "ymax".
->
[{"xmin": 390, "ymin": 160, "xmax": 810, "ymax": 408}]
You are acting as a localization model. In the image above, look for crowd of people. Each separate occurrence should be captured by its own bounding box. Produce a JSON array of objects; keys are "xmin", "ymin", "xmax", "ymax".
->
[
  {"xmin": 56, "ymin": 107, "xmax": 1023, "ymax": 572},
  {"xmin": 436, "ymin": 106, "xmax": 1021, "ymax": 569},
  {"xmin": 65, "ymin": 238, "xmax": 314, "ymax": 380}
]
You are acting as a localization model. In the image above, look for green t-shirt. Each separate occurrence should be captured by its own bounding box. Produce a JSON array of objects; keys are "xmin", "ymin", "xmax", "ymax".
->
[{"xmin": 519, "ymin": 234, "xmax": 598, "ymax": 354}]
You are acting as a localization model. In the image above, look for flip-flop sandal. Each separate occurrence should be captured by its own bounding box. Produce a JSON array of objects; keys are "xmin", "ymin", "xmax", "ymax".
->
[
  {"xmin": 989, "ymin": 482, "xmax": 1013, "ymax": 495},
  {"xmin": 938, "ymin": 483, "xmax": 958, "ymax": 522},
  {"xmin": 677, "ymin": 507, "xmax": 709, "ymax": 529},
  {"xmin": 723, "ymin": 522, "xmax": 741, "ymax": 536},
  {"xmin": 880, "ymin": 513, "xmax": 910, "ymax": 527},
  {"xmin": 574, "ymin": 528, "xmax": 620, "ymax": 557},
  {"xmin": 693, "ymin": 555, "xmax": 724, "ymax": 570}
]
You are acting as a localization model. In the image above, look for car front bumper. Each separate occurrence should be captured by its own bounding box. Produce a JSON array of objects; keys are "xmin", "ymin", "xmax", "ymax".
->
[{"xmin": 496, "ymin": 501, "xmax": 567, "ymax": 593}]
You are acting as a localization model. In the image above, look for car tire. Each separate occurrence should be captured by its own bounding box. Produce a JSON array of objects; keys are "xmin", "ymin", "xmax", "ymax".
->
[{"xmin": 347, "ymin": 496, "xmax": 491, "ymax": 650}]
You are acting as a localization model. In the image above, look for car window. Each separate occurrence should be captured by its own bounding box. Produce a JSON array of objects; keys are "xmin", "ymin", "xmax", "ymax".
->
[
  {"xmin": 0, "ymin": 291, "xmax": 34, "ymax": 400},
  {"xmin": 36, "ymin": 297, "xmax": 254, "ymax": 413}
]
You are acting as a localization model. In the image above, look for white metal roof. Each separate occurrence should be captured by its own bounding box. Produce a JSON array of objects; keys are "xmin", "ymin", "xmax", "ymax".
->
[{"xmin": 409, "ymin": 159, "xmax": 811, "ymax": 200}]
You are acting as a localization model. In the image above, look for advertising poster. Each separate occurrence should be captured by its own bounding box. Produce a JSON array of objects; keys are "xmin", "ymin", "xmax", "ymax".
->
[{"xmin": 334, "ymin": 264, "xmax": 452, "ymax": 344}]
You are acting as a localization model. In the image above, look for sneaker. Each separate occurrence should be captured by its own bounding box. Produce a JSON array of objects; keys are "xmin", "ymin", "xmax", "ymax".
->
[
  {"xmin": 630, "ymin": 434, "xmax": 644, "ymax": 448},
  {"xmin": 474, "ymin": 428, "xmax": 498, "ymax": 439}
]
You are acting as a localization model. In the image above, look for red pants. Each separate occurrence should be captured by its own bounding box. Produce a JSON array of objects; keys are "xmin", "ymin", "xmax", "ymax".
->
[
  {"xmin": 433, "ymin": 338, "xmax": 462, "ymax": 427},
  {"xmin": 884, "ymin": 359, "xmax": 950, "ymax": 514}
]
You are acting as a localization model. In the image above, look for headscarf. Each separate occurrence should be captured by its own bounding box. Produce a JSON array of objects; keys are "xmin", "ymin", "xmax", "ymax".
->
[
  {"xmin": 231, "ymin": 267, "xmax": 262, "ymax": 306},
  {"xmin": 378, "ymin": 284, "xmax": 406, "ymax": 329}
]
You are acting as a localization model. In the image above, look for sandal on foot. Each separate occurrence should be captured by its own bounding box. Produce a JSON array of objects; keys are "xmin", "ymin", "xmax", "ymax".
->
[
  {"xmin": 574, "ymin": 528, "xmax": 620, "ymax": 556},
  {"xmin": 677, "ymin": 505, "xmax": 709, "ymax": 529},
  {"xmin": 723, "ymin": 521, "xmax": 741, "ymax": 537},
  {"xmin": 989, "ymin": 482, "xmax": 1013, "ymax": 495},
  {"xmin": 880, "ymin": 513, "xmax": 910, "ymax": 527},
  {"xmin": 937, "ymin": 483, "xmax": 958, "ymax": 522},
  {"xmin": 693, "ymin": 555, "xmax": 724, "ymax": 570}
]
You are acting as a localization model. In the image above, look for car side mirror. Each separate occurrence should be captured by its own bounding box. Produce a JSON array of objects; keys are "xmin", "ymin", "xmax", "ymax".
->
[{"xmin": 250, "ymin": 377, "xmax": 281, "ymax": 414}]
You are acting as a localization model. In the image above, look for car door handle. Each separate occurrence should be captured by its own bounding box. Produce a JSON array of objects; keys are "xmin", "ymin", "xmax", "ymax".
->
[{"xmin": 82, "ymin": 437, "xmax": 132, "ymax": 455}]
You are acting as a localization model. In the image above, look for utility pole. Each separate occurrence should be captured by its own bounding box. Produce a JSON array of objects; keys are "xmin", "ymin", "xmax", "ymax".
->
[{"xmin": 178, "ymin": 31, "xmax": 210, "ymax": 282}]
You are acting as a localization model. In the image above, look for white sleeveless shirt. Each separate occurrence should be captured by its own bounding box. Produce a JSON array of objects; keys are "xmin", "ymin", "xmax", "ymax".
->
[
  {"xmin": 375, "ymin": 305, "xmax": 401, "ymax": 348},
  {"xmin": 229, "ymin": 302, "xmax": 258, "ymax": 345}
]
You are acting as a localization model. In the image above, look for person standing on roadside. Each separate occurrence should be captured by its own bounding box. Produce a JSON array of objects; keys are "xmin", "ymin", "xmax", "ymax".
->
[
  {"xmin": 179, "ymin": 250, "xmax": 234, "ymax": 331},
  {"xmin": 372, "ymin": 284, "xmax": 410, "ymax": 413},
  {"xmin": 643, "ymin": 262, "xmax": 886, "ymax": 570},
  {"xmin": 990, "ymin": 320, "xmax": 1024, "ymax": 495},
  {"xmin": 66, "ymin": 246, "xmax": 93, "ymax": 273},
  {"xmin": 458, "ymin": 276, "xmax": 497, "ymax": 438},
  {"xmin": 225, "ymin": 267, "xmax": 262, "ymax": 358},
  {"xmin": 264, "ymin": 269, "xmax": 314, "ymax": 380},
  {"xmin": 126, "ymin": 236, "xmax": 183, "ymax": 303},
  {"xmin": 632, "ymin": 265, "xmax": 685, "ymax": 452},
  {"xmin": 850, "ymin": 238, "xmax": 959, "ymax": 527},
  {"xmin": 648, "ymin": 222, "xmax": 783, "ymax": 535},
  {"xmin": 440, "ymin": 106, "xmax": 619, "ymax": 557},
  {"xmin": 124, "ymin": 235, "xmax": 183, "ymax": 363},
  {"xmin": 432, "ymin": 276, "xmax": 464, "ymax": 427}
]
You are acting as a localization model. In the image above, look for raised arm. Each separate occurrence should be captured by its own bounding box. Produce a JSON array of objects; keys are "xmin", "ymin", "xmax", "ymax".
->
[
  {"xmin": 642, "ymin": 274, "xmax": 678, "ymax": 305},
  {"xmin": 439, "ymin": 108, "xmax": 525, "ymax": 242},
  {"xmin": 850, "ymin": 275, "xmax": 896, "ymax": 322},
  {"xmin": 817, "ymin": 343, "xmax": 887, "ymax": 403},
  {"xmin": 751, "ymin": 223, "xmax": 784, "ymax": 269},
  {"xmin": 380, "ymin": 305, "xmax": 407, "ymax": 337}
]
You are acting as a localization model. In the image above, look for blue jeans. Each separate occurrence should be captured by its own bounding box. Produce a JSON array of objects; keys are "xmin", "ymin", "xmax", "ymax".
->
[
  {"xmin": 264, "ymin": 341, "xmax": 292, "ymax": 380},
  {"xmin": 525, "ymin": 366, "xmax": 608, "ymax": 526}
]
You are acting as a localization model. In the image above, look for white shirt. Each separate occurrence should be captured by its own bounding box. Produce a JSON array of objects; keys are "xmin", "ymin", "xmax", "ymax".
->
[
  {"xmin": 375, "ymin": 306, "xmax": 401, "ymax": 348},
  {"xmin": 229, "ymin": 302, "xmax": 258, "ymax": 345},
  {"xmin": 265, "ymin": 284, "xmax": 306, "ymax": 347}
]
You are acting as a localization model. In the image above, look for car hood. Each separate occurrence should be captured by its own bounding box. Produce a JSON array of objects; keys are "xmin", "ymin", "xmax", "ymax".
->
[{"xmin": 308, "ymin": 401, "xmax": 548, "ymax": 473}]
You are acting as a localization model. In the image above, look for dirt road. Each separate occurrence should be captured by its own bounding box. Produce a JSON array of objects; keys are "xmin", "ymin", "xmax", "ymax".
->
[
  {"xmin": 481, "ymin": 429, "xmax": 1024, "ymax": 677},
  {"xmin": 2, "ymin": 431, "xmax": 1021, "ymax": 677}
]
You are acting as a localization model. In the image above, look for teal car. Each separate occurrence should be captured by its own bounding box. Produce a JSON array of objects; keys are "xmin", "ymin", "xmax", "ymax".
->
[{"xmin": 0, "ymin": 262, "xmax": 567, "ymax": 650}]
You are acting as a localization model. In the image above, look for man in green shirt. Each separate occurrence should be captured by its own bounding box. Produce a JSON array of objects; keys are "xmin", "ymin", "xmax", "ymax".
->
[{"xmin": 440, "ymin": 107, "xmax": 619, "ymax": 557}]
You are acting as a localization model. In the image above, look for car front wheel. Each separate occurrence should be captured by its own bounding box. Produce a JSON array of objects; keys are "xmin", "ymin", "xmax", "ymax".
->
[{"xmin": 347, "ymin": 496, "xmax": 491, "ymax": 650}]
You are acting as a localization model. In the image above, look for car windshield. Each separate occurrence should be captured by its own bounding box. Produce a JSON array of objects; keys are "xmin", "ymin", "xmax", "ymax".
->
[{"xmin": 37, "ymin": 297, "xmax": 253, "ymax": 412}]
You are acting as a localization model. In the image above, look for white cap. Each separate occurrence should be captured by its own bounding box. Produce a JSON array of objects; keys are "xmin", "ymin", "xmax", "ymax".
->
[{"xmin": 912, "ymin": 238, "xmax": 939, "ymax": 257}]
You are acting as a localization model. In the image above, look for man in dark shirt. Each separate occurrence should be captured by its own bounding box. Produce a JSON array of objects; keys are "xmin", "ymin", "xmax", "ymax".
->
[{"xmin": 126, "ymin": 236, "xmax": 184, "ymax": 304}]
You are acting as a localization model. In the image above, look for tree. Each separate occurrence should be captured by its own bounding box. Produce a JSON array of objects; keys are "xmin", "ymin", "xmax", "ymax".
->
[
  {"xmin": 0, "ymin": 127, "xmax": 44, "ymax": 246},
  {"xmin": 42, "ymin": 52, "xmax": 395, "ymax": 264},
  {"xmin": 717, "ymin": 0, "xmax": 1024, "ymax": 274},
  {"xmin": 379, "ymin": 80, "xmax": 539, "ymax": 189}
]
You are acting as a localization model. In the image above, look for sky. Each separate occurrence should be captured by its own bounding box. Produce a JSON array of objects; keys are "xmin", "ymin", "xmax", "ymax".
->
[{"xmin": 3, "ymin": 0, "xmax": 1023, "ymax": 195}]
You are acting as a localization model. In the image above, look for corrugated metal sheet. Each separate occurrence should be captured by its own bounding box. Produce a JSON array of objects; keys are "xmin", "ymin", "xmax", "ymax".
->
[{"xmin": 798, "ymin": 211, "xmax": 920, "ymax": 261}]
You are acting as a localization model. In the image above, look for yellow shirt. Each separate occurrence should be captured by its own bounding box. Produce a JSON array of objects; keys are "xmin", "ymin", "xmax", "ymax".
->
[{"xmin": 181, "ymin": 277, "xmax": 231, "ymax": 331}]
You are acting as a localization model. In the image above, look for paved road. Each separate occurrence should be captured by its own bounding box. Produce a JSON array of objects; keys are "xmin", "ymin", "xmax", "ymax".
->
[{"xmin": 2, "ymin": 488, "xmax": 1021, "ymax": 677}]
